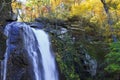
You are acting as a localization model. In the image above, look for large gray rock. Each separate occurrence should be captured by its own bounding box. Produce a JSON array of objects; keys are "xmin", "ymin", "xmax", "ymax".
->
[{"xmin": 1, "ymin": 22, "xmax": 32, "ymax": 80}]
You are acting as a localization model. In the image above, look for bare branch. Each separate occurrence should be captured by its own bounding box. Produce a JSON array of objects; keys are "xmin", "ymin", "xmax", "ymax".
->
[{"xmin": 100, "ymin": 0, "xmax": 109, "ymax": 13}]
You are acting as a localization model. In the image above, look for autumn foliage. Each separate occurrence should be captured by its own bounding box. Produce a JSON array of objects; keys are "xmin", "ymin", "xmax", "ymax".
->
[{"xmin": 11, "ymin": 0, "xmax": 120, "ymax": 80}]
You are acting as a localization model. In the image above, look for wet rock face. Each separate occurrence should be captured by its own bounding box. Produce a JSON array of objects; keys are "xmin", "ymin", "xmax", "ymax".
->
[
  {"xmin": 0, "ymin": 25, "xmax": 7, "ymax": 60},
  {"xmin": 2, "ymin": 22, "xmax": 31, "ymax": 80},
  {"xmin": 0, "ymin": 31, "xmax": 6, "ymax": 80},
  {"xmin": 0, "ymin": 32, "xmax": 6, "ymax": 60}
]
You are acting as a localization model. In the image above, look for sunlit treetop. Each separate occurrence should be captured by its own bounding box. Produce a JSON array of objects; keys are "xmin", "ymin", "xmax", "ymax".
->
[{"xmin": 11, "ymin": 0, "xmax": 120, "ymax": 22}]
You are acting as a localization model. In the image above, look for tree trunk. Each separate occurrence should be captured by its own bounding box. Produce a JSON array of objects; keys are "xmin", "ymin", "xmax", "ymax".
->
[{"xmin": 100, "ymin": 0, "xmax": 117, "ymax": 42}]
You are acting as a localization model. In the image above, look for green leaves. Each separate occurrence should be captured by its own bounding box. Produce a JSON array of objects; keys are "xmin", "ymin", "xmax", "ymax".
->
[
  {"xmin": 52, "ymin": 33, "xmax": 80, "ymax": 80},
  {"xmin": 105, "ymin": 64, "xmax": 120, "ymax": 73},
  {"xmin": 105, "ymin": 42, "xmax": 120, "ymax": 73}
]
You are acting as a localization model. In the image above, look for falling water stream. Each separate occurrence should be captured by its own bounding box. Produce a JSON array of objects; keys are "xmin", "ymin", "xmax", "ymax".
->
[
  {"xmin": 2, "ymin": 52, "xmax": 8, "ymax": 80},
  {"xmin": 32, "ymin": 28, "xmax": 58, "ymax": 80},
  {"xmin": 2, "ymin": 22, "xmax": 58, "ymax": 80}
]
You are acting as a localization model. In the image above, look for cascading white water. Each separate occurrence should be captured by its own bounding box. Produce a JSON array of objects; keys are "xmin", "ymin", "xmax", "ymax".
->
[
  {"xmin": 22, "ymin": 24, "xmax": 42, "ymax": 80},
  {"xmin": 32, "ymin": 28, "xmax": 58, "ymax": 80},
  {"xmin": 1, "ymin": 52, "xmax": 8, "ymax": 80},
  {"xmin": 2, "ymin": 22, "xmax": 58, "ymax": 80},
  {"xmin": 2, "ymin": 52, "xmax": 8, "ymax": 80}
]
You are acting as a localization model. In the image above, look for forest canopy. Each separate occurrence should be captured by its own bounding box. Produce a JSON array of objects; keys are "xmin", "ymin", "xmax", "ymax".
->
[{"xmin": 11, "ymin": 0, "xmax": 120, "ymax": 22}]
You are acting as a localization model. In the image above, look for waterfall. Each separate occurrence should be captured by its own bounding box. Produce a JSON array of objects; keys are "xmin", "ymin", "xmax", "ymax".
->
[
  {"xmin": 32, "ymin": 28, "xmax": 58, "ymax": 80},
  {"xmin": 2, "ymin": 52, "xmax": 8, "ymax": 80},
  {"xmin": 2, "ymin": 22, "xmax": 58, "ymax": 80}
]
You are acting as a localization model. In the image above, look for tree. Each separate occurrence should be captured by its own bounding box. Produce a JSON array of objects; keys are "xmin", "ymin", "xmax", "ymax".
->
[
  {"xmin": 105, "ymin": 42, "xmax": 120, "ymax": 79},
  {"xmin": 100, "ymin": 0, "xmax": 120, "ymax": 42}
]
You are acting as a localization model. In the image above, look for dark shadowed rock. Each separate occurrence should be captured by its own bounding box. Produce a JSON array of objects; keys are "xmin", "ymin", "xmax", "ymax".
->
[
  {"xmin": 0, "ymin": 31, "xmax": 6, "ymax": 60},
  {"xmin": 30, "ymin": 22, "xmax": 44, "ymax": 29}
]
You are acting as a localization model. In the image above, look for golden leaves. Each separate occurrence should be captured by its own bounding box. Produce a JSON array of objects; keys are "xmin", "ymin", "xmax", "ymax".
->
[
  {"xmin": 70, "ymin": 0, "xmax": 104, "ymax": 17},
  {"xmin": 11, "ymin": 1, "xmax": 22, "ymax": 9},
  {"xmin": 11, "ymin": 0, "xmax": 120, "ymax": 23}
]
